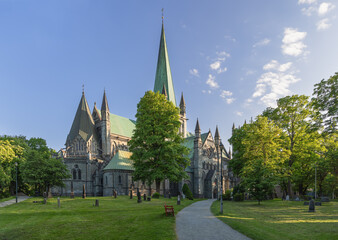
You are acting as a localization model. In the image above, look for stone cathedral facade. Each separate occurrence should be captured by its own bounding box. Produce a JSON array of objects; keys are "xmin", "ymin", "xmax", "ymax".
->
[{"xmin": 59, "ymin": 23, "xmax": 236, "ymax": 198}]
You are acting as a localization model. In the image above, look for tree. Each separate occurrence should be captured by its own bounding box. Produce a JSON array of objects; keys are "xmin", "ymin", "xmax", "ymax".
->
[
  {"xmin": 228, "ymin": 125, "xmax": 249, "ymax": 176},
  {"xmin": 312, "ymin": 72, "xmax": 338, "ymax": 134},
  {"xmin": 128, "ymin": 91, "xmax": 190, "ymax": 193},
  {"xmin": 241, "ymin": 116, "xmax": 289, "ymax": 204},
  {"xmin": 0, "ymin": 140, "xmax": 23, "ymax": 197},
  {"xmin": 263, "ymin": 95, "xmax": 320, "ymax": 197},
  {"xmin": 22, "ymin": 138, "xmax": 70, "ymax": 195}
]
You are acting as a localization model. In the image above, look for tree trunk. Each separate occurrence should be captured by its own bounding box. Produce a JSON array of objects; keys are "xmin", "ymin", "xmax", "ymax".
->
[
  {"xmin": 287, "ymin": 179, "xmax": 293, "ymax": 198},
  {"xmin": 155, "ymin": 179, "xmax": 161, "ymax": 194}
]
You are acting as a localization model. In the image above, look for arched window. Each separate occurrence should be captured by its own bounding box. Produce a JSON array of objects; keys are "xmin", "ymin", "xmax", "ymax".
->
[
  {"xmin": 77, "ymin": 169, "xmax": 81, "ymax": 180},
  {"xmin": 203, "ymin": 162, "xmax": 205, "ymax": 169},
  {"xmin": 105, "ymin": 176, "xmax": 108, "ymax": 185},
  {"xmin": 72, "ymin": 169, "xmax": 77, "ymax": 180},
  {"xmin": 119, "ymin": 175, "xmax": 122, "ymax": 184}
]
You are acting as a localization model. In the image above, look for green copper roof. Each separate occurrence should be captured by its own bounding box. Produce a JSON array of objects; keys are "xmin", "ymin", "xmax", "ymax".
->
[
  {"xmin": 201, "ymin": 133, "xmax": 208, "ymax": 144},
  {"xmin": 182, "ymin": 136, "xmax": 195, "ymax": 159},
  {"xmin": 67, "ymin": 92, "xmax": 97, "ymax": 144},
  {"xmin": 104, "ymin": 150, "xmax": 134, "ymax": 171},
  {"xmin": 110, "ymin": 113, "xmax": 136, "ymax": 138},
  {"xmin": 154, "ymin": 23, "xmax": 176, "ymax": 106}
]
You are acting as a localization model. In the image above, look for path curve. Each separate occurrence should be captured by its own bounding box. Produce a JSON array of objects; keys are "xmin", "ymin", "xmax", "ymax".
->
[
  {"xmin": 176, "ymin": 199, "xmax": 251, "ymax": 240},
  {"xmin": 0, "ymin": 196, "xmax": 30, "ymax": 208}
]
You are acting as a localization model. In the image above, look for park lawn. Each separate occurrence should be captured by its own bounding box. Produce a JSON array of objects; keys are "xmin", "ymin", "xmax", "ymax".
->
[
  {"xmin": 211, "ymin": 199, "xmax": 338, "ymax": 240},
  {"xmin": 0, "ymin": 195, "xmax": 197, "ymax": 240},
  {"xmin": 0, "ymin": 197, "xmax": 15, "ymax": 203}
]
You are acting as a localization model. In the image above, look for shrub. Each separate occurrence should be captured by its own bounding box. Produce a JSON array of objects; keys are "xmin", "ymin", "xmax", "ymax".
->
[
  {"xmin": 182, "ymin": 183, "xmax": 193, "ymax": 200},
  {"xmin": 152, "ymin": 192, "xmax": 160, "ymax": 198},
  {"xmin": 222, "ymin": 190, "xmax": 232, "ymax": 200},
  {"xmin": 234, "ymin": 193, "xmax": 244, "ymax": 201}
]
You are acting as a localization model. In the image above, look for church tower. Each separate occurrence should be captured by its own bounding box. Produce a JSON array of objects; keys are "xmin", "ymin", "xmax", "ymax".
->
[
  {"xmin": 100, "ymin": 90, "xmax": 111, "ymax": 158},
  {"xmin": 154, "ymin": 21, "xmax": 176, "ymax": 106}
]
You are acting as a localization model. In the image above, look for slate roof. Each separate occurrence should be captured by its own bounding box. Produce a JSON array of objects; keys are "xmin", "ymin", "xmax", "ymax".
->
[
  {"xmin": 104, "ymin": 150, "xmax": 134, "ymax": 171},
  {"xmin": 67, "ymin": 92, "xmax": 98, "ymax": 144},
  {"xmin": 110, "ymin": 113, "xmax": 136, "ymax": 138},
  {"xmin": 154, "ymin": 23, "xmax": 176, "ymax": 106}
]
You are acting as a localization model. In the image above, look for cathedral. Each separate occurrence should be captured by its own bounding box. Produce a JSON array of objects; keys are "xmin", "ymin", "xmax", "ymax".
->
[{"xmin": 60, "ymin": 22, "xmax": 236, "ymax": 198}]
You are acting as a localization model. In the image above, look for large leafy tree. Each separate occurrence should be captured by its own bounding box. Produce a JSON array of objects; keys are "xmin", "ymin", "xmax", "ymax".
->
[
  {"xmin": 128, "ymin": 91, "xmax": 190, "ymax": 193},
  {"xmin": 312, "ymin": 72, "xmax": 337, "ymax": 134},
  {"xmin": 22, "ymin": 138, "xmax": 70, "ymax": 195},
  {"xmin": 263, "ymin": 95, "xmax": 322, "ymax": 197},
  {"xmin": 241, "ymin": 116, "xmax": 289, "ymax": 204}
]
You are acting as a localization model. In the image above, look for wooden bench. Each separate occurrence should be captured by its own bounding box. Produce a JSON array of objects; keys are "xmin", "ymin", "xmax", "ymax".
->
[{"xmin": 164, "ymin": 204, "xmax": 175, "ymax": 216}]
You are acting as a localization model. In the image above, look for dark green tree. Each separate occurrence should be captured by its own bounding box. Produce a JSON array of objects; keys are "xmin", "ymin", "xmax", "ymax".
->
[
  {"xmin": 228, "ymin": 125, "xmax": 249, "ymax": 176},
  {"xmin": 128, "ymin": 91, "xmax": 190, "ymax": 193},
  {"xmin": 22, "ymin": 138, "xmax": 70, "ymax": 195}
]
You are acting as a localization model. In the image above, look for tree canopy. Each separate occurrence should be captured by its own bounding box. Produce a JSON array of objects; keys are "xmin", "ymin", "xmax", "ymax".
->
[{"xmin": 128, "ymin": 91, "xmax": 190, "ymax": 193}]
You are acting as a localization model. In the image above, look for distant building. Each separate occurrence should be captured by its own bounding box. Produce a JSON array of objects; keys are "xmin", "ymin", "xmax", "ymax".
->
[{"xmin": 58, "ymin": 22, "xmax": 235, "ymax": 198}]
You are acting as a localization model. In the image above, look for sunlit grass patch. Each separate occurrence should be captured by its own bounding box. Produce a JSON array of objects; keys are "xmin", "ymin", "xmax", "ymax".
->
[{"xmin": 211, "ymin": 199, "xmax": 338, "ymax": 240}]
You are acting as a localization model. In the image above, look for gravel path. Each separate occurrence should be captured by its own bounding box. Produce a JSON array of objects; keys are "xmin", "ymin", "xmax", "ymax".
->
[
  {"xmin": 176, "ymin": 199, "xmax": 251, "ymax": 240},
  {"xmin": 0, "ymin": 196, "xmax": 30, "ymax": 208}
]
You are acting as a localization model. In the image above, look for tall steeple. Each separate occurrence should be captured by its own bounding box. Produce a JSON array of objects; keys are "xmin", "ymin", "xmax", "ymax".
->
[
  {"xmin": 154, "ymin": 21, "xmax": 176, "ymax": 106},
  {"xmin": 66, "ymin": 91, "xmax": 97, "ymax": 146}
]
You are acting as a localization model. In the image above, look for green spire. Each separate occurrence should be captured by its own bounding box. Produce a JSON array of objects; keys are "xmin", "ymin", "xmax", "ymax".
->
[{"xmin": 154, "ymin": 23, "xmax": 176, "ymax": 106}]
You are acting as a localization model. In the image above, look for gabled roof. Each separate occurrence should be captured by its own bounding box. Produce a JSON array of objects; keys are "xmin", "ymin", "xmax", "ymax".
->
[
  {"xmin": 67, "ymin": 92, "xmax": 97, "ymax": 144},
  {"xmin": 201, "ymin": 132, "xmax": 209, "ymax": 144},
  {"xmin": 154, "ymin": 23, "xmax": 176, "ymax": 106},
  {"xmin": 104, "ymin": 150, "xmax": 134, "ymax": 171},
  {"xmin": 110, "ymin": 113, "xmax": 136, "ymax": 138},
  {"xmin": 182, "ymin": 136, "xmax": 195, "ymax": 159}
]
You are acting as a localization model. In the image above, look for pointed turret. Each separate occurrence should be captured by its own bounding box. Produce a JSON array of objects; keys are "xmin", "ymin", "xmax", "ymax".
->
[
  {"xmin": 215, "ymin": 125, "xmax": 220, "ymax": 146},
  {"xmin": 100, "ymin": 90, "xmax": 111, "ymax": 157},
  {"xmin": 101, "ymin": 90, "xmax": 109, "ymax": 115},
  {"xmin": 195, "ymin": 118, "xmax": 201, "ymax": 134},
  {"xmin": 154, "ymin": 22, "xmax": 176, "ymax": 106},
  {"xmin": 92, "ymin": 102, "xmax": 101, "ymax": 123},
  {"xmin": 232, "ymin": 123, "xmax": 235, "ymax": 131},
  {"xmin": 244, "ymin": 119, "xmax": 247, "ymax": 125},
  {"xmin": 66, "ymin": 91, "xmax": 97, "ymax": 145},
  {"xmin": 179, "ymin": 92, "xmax": 186, "ymax": 115}
]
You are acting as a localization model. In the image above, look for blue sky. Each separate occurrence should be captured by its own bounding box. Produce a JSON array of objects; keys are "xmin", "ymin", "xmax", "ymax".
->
[{"xmin": 0, "ymin": 0, "xmax": 337, "ymax": 151}]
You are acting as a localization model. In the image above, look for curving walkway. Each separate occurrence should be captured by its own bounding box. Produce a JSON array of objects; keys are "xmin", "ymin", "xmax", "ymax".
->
[
  {"xmin": 0, "ymin": 196, "xmax": 30, "ymax": 208},
  {"xmin": 176, "ymin": 199, "xmax": 251, "ymax": 240}
]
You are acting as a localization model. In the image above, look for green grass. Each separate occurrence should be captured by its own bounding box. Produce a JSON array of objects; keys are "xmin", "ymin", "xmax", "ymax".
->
[
  {"xmin": 0, "ymin": 196, "xmax": 199, "ymax": 240},
  {"xmin": 0, "ymin": 197, "xmax": 15, "ymax": 203},
  {"xmin": 211, "ymin": 199, "xmax": 338, "ymax": 240}
]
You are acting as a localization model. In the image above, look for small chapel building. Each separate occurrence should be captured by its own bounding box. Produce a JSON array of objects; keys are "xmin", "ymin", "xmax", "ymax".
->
[{"xmin": 59, "ymin": 21, "xmax": 237, "ymax": 198}]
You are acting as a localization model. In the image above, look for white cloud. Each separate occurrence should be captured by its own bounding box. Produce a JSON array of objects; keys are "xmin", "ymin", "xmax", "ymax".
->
[
  {"xmin": 226, "ymin": 98, "xmax": 235, "ymax": 104},
  {"xmin": 298, "ymin": 0, "xmax": 317, "ymax": 4},
  {"xmin": 217, "ymin": 67, "xmax": 227, "ymax": 74},
  {"xmin": 263, "ymin": 60, "xmax": 279, "ymax": 71},
  {"xmin": 235, "ymin": 111, "xmax": 243, "ymax": 116},
  {"xmin": 318, "ymin": 2, "xmax": 335, "ymax": 16},
  {"xmin": 189, "ymin": 68, "xmax": 199, "ymax": 77},
  {"xmin": 317, "ymin": 18, "xmax": 331, "ymax": 30},
  {"xmin": 253, "ymin": 38, "xmax": 271, "ymax": 47},
  {"xmin": 253, "ymin": 60, "xmax": 300, "ymax": 107},
  {"xmin": 210, "ymin": 61, "xmax": 221, "ymax": 70},
  {"xmin": 281, "ymin": 28, "xmax": 307, "ymax": 57},
  {"xmin": 206, "ymin": 74, "xmax": 219, "ymax": 89},
  {"xmin": 220, "ymin": 90, "xmax": 233, "ymax": 98},
  {"xmin": 246, "ymin": 70, "xmax": 255, "ymax": 76},
  {"xmin": 301, "ymin": 6, "xmax": 316, "ymax": 16},
  {"xmin": 246, "ymin": 98, "xmax": 253, "ymax": 103},
  {"xmin": 279, "ymin": 62, "xmax": 293, "ymax": 72}
]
